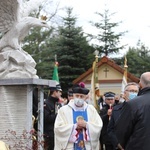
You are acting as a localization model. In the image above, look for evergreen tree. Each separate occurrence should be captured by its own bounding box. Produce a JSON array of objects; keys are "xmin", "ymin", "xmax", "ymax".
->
[
  {"xmin": 53, "ymin": 7, "xmax": 94, "ymax": 94},
  {"xmin": 113, "ymin": 40, "xmax": 150, "ymax": 78},
  {"xmin": 126, "ymin": 40, "xmax": 150, "ymax": 77},
  {"xmin": 90, "ymin": 9, "xmax": 127, "ymax": 56}
]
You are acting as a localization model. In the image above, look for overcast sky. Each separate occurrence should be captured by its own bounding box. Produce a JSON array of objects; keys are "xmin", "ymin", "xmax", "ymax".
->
[{"xmin": 56, "ymin": 0, "xmax": 150, "ymax": 56}]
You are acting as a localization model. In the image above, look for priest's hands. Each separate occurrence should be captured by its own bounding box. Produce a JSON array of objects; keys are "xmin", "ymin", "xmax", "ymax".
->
[{"xmin": 76, "ymin": 117, "xmax": 87, "ymax": 129}]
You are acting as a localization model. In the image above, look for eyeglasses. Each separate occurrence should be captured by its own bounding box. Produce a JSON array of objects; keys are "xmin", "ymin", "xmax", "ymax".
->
[{"xmin": 125, "ymin": 90, "xmax": 138, "ymax": 93}]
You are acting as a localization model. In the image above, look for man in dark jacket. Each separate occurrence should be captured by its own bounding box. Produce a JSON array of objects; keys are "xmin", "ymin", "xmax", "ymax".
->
[
  {"xmin": 115, "ymin": 72, "xmax": 150, "ymax": 150},
  {"xmin": 100, "ymin": 92, "xmax": 115, "ymax": 150},
  {"xmin": 107, "ymin": 82, "xmax": 139, "ymax": 150},
  {"xmin": 44, "ymin": 84, "xmax": 62, "ymax": 150}
]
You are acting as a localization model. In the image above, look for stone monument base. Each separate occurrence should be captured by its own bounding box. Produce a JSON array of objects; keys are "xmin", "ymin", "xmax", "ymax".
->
[{"xmin": 0, "ymin": 78, "xmax": 57, "ymax": 149}]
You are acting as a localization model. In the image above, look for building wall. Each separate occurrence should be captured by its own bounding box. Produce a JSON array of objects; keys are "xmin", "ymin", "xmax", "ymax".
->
[{"xmin": 82, "ymin": 64, "xmax": 127, "ymax": 95}]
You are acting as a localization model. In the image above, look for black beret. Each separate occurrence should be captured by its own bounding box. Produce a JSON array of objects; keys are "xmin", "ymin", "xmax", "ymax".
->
[{"xmin": 72, "ymin": 82, "xmax": 89, "ymax": 95}]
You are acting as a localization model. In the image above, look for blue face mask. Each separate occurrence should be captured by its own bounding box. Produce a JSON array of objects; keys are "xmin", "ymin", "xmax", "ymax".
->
[{"xmin": 129, "ymin": 92, "xmax": 137, "ymax": 100}]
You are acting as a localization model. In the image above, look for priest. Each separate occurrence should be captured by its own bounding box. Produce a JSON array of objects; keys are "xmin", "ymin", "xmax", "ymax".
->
[{"xmin": 54, "ymin": 82, "xmax": 103, "ymax": 150}]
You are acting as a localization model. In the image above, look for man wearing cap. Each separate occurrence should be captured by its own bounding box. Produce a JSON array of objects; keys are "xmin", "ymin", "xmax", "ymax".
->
[
  {"xmin": 100, "ymin": 92, "xmax": 115, "ymax": 150},
  {"xmin": 67, "ymin": 89, "xmax": 74, "ymax": 104},
  {"xmin": 44, "ymin": 84, "xmax": 62, "ymax": 150},
  {"xmin": 54, "ymin": 82, "xmax": 103, "ymax": 150}
]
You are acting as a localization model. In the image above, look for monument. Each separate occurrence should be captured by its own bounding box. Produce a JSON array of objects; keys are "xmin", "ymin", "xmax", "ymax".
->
[
  {"xmin": 0, "ymin": 0, "xmax": 49, "ymax": 78},
  {"xmin": 0, "ymin": 0, "xmax": 55, "ymax": 149}
]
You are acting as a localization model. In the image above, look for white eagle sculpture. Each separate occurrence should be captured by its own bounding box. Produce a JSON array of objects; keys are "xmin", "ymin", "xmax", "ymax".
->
[{"xmin": 0, "ymin": 0, "xmax": 49, "ymax": 79}]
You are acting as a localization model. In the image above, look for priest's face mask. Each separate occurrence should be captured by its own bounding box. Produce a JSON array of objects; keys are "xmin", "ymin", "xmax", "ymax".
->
[{"xmin": 73, "ymin": 93, "xmax": 86, "ymax": 107}]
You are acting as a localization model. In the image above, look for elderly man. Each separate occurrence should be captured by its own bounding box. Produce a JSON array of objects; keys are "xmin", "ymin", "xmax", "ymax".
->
[
  {"xmin": 54, "ymin": 82, "xmax": 103, "ymax": 150},
  {"xmin": 115, "ymin": 72, "xmax": 150, "ymax": 150},
  {"xmin": 107, "ymin": 82, "xmax": 139, "ymax": 150},
  {"xmin": 123, "ymin": 82, "xmax": 139, "ymax": 101}
]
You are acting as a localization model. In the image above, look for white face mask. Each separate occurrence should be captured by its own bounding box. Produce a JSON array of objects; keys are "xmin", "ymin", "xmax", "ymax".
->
[
  {"xmin": 74, "ymin": 98, "xmax": 84, "ymax": 107},
  {"xmin": 119, "ymin": 98, "xmax": 125, "ymax": 103}
]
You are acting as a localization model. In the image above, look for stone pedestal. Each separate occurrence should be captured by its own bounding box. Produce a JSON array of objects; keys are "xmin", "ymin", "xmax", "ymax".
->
[{"xmin": 0, "ymin": 78, "xmax": 57, "ymax": 149}]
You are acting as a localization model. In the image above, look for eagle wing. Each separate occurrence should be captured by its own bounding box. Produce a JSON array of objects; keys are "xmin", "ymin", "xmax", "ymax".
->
[{"xmin": 0, "ymin": 0, "xmax": 20, "ymax": 33}]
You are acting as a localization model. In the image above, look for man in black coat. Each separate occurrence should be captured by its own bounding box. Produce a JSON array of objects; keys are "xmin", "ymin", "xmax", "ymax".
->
[
  {"xmin": 100, "ymin": 92, "xmax": 115, "ymax": 150},
  {"xmin": 44, "ymin": 84, "xmax": 62, "ymax": 150},
  {"xmin": 115, "ymin": 72, "xmax": 150, "ymax": 150},
  {"xmin": 107, "ymin": 82, "xmax": 139, "ymax": 150}
]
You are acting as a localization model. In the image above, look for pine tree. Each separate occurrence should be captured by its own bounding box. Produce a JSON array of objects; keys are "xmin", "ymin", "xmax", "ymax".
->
[
  {"xmin": 90, "ymin": 9, "xmax": 127, "ymax": 56},
  {"xmin": 126, "ymin": 40, "xmax": 150, "ymax": 77},
  {"xmin": 53, "ymin": 7, "xmax": 94, "ymax": 94},
  {"xmin": 114, "ymin": 40, "xmax": 150, "ymax": 78}
]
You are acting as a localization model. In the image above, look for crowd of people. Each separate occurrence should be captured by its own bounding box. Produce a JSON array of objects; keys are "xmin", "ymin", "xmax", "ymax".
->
[{"xmin": 33, "ymin": 71, "xmax": 150, "ymax": 150}]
